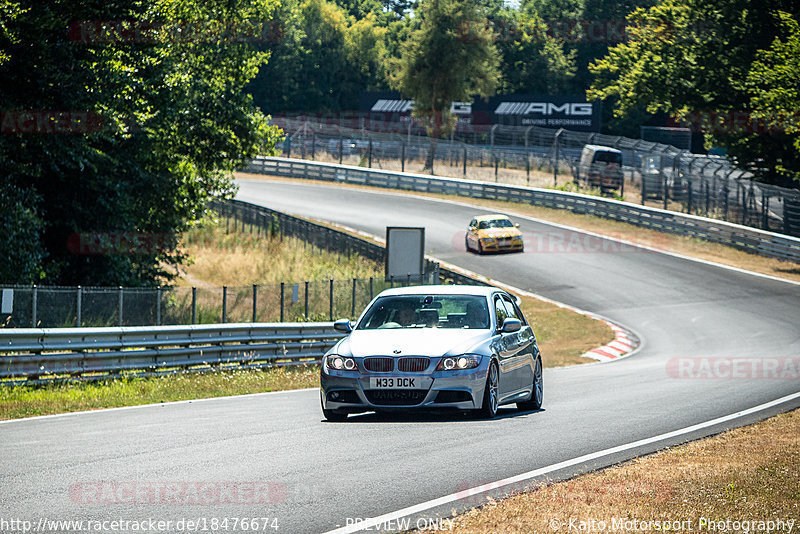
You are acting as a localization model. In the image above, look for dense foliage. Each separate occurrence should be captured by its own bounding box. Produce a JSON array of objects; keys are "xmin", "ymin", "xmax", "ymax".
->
[
  {"xmin": 588, "ymin": 1, "xmax": 800, "ymax": 185},
  {"xmin": 1, "ymin": 0, "xmax": 283, "ymax": 285},
  {"xmin": 2, "ymin": 0, "xmax": 798, "ymax": 285}
]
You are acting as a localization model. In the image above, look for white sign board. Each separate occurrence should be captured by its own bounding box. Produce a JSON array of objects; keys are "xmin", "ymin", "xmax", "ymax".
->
[
  {"xmin": 1, "ymin": 289, "xmax": 13, "ymax": 314},
  {"xmin": 385, "ymin": 227, "xmax": 425, "ymax": 282}
]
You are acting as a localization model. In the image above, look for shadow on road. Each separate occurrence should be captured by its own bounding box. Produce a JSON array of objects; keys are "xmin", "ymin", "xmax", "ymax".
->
[{"xmin": 322, "ymin": 407, "xmax": 544, "ymax": 424}]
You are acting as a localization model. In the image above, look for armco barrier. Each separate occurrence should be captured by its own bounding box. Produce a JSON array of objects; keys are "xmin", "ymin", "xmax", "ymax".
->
[
  {"xmin": 244, "ymin": 157, "xmax": 800, "ymax": 263},
  {"xmin": 0, "ymin": 323, "xmax": 342, "ymax": 385}
]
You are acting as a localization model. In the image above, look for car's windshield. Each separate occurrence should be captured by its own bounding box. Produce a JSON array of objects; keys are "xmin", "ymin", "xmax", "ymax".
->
[
  {"xmin": 358, "ymin": 295, "xmax": 490, "ymax": 329},
  {"xmin": 594, "ymin": 151, "xmax": 622, "ymax": 164},
  {"xmin": 478, "ymin": 219, "xmax": 514, "ymax": 230}
]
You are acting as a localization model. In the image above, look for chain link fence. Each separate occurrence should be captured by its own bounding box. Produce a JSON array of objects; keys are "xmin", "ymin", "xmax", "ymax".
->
[
  {"xmin": 269, "ymin": 116, "xmax": 800, "ymax": 237},
  {"xmin": 1, "ymin": 200, "xmax": 454, "ymax": 329}
]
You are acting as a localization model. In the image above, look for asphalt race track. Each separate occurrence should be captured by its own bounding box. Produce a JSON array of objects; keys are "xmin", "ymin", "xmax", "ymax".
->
[{"xmin": 2, "ymin": 178, "xmax": 799, "ymax": 533}]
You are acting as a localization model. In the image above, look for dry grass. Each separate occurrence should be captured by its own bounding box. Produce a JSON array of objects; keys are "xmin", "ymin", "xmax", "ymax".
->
[
  {"xmin": 0, "ymin": 216, "xmax": 616, "ymax": 420},
  {"xmin": 517, "ymin": 295, "xmax": 614, "ymax": 368},
  {"xmin": 237, "ymin": 173, "xmax": 800, "ymax": 283},
  {"xmin": 177, "ymin": 219, "xmax": 383, "ymax": 287},
  {"xmin": 422, "ymin": 409, "xmax": 800, "ymax": 533},
  {"xmin": 0, "ymin": 366, "xmax": 320, "ymax": 420}
]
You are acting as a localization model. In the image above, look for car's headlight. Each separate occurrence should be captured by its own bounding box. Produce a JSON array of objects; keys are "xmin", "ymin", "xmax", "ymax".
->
[
  {"xmin": 481, "ymin": 237, "xmax": 495, "ymax": 242},
  {"xmin": 436, "ymin": 355, "xmax": 481, "ymax": 371},
  {"xmin": 325, "ymin": 355, "xmax": 357, "ymax": 371}
]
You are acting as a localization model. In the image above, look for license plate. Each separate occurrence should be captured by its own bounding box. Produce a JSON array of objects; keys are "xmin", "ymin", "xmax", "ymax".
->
[{"xmin": 370, "ymin": 377, "xmax": 418, "ymax": 389}]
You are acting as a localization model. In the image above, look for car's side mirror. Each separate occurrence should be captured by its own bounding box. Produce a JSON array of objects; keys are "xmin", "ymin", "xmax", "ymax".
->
[
  {"xmin": 333, "ymin": 319, "xmax": 352, "ymax": 333},
  {"xmin": 500, "ymin": 318, "xmax": 521, "ymax": 333},
  {"xmin": 515, "ymin": 223, "xmax": 520, "ymax": 228}
]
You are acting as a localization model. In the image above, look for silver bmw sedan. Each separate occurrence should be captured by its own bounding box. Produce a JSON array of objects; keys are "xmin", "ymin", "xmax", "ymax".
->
[{"xmin": 320, "ymin": 285, "xmax": 543, "ymax": 421}]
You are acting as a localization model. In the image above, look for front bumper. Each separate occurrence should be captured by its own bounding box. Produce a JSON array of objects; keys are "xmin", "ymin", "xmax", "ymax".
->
[
  {"xmin": 480, "ymin": 238, "xmax": 523, "ymax": 252},
  {"xmin": 320, "ymin": 364, "xmax": 489, "ymax": 413}
]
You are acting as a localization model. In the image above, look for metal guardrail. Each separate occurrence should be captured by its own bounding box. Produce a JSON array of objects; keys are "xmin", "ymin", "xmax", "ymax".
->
[
  {"xmin": 274, "ymin": 117, "xmax": 800, "ymax": 236},
  {"xmin": 0, "ymin": 322, "xmax": 342, "ymax": 385},
  {"xmin": 0, "ymin": 199, "xmax": 485, "ymax": 383},
  {"xmin": 245, "ymin": 157, "xmax": 800, "ymax": 263}
]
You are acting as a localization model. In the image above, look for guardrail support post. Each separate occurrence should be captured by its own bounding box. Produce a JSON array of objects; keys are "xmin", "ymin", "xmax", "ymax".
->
[
  {"xmin": 641, "ymin": 170, "xmax": 647, "ymax": 205},
  {"xmin": 329, "ymin": 279, "xmax": 334, "ymax": 320},
  {"xmin": 339, "ymin": 136, "xmax": 343, "ymax": 164},
  {"xmin": 401, "ymin": 142, "xmax": 406, "ymax": 172},
  {"xmin": 31, "ymin": 285, "xmax": 37, "ymax": 327},
  {"xmin": 191, "ymin": 287, "xmax": 197, "ymax": 324},
  {"xmin": 368, "ymin": 139, "xmax": 373, "ymax": 168},
  {"xmin": 252, "ymin": 284, "xmax": 258, "ymax": 322},
  {"xmin": 553, "ymin": 129, "xmax": 563, "ymax": 187},
  {"xmin": 304, "ymin": 281, "xmax": 309, "ymax": 319},
  {"xmin": 156, "ymin": 287, "xmax": 162, "ymax": 326},
  {"xmin": 351, "ymin": 278, "xmax": 357, "ymax": 318},
  {"xmin": 118, "ymin": 286, "xmax": 123, "ymax": 326},
  {"xmin": 280, "ymin": 282, "xmax": 285, "ymax": 322},
  {"xmin": 463, "ymin": 147, "xmax": 467, "ymax": 177},
  {"xmin": 76, "ymin": 286, "xmax": 82, "ymax": 327},
  {"xmin": 369, "ymin": 277, "xmax": 374, "ymax": 300},
  {"xmin": 222, "ymin": 286, "xmax": 227, "ymax": 324},
  {"xmin": 311, "ymin": 133, "xmax": 316, "ymax": 160},
  {"xmin": 526, "ymin": 155, "xmax": 530, "ymax": 185}
]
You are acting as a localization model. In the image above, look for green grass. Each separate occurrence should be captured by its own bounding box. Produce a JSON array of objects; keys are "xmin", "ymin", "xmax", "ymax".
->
[
  {"xmin": 0, "ymin": 214, "xmax": 615, "ymax": 420},
  {"xmin": 0, "ymin": 366, "xmax": 321, "ymax": 420}
]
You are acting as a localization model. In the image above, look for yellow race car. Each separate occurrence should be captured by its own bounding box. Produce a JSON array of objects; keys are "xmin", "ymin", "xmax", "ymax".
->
[{"xmin": 465, "ymin": 214, "xmax": 524, "ymax": 254}]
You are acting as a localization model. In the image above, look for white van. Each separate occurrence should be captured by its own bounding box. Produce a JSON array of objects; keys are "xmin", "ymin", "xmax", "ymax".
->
[{"xmin": 578, "ymin": 145, "xmax": 624, "ymax": 193}]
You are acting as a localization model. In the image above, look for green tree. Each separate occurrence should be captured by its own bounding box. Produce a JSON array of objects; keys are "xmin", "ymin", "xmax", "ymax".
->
[
  {"xmin": 588, "ymin": 0, "xmax": 800, "ymax": 184},
  {"xmin": 0, "ymin": 0, "xmax": 282, "ymax": 285},
  {"xmin": 249, "ymin": 0, "xmax": 387, "ymax": 114},
  {"xmin": 390, "ymin": 0, "xmax": 501, "ymax": 172},
  {"xmin": 492, "ymin": 8, "xmax": 576, "ymax": 95},
  {"xmin": 748, "ymin": 11, "xmax": 800, "ymax": 182}
]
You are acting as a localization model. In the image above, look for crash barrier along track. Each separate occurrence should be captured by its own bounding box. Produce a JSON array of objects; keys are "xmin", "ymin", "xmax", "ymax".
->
[
  {"xmin": 0, "ymin": 201, "xmax": 485, "ymax": 384},
  {"xmin": 245, "ymin": 157, "xmax": 800, "ymax": 263},
  {"xmin": 0, "ymin": 323, "xmax": 342, "ymax": 386},
  {"xmin": 1, "ymin": 198, "xmax": 639, "ymax": 384},
  {"xmin": 275, "ymin": 117, "xmax": 800, "ymax": 237}
]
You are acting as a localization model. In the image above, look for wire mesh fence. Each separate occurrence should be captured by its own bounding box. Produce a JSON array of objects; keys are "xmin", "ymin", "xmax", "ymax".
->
[
  {"xmin": 1, "ymin": 274, "xmax": 442, "ymax": 329},
  {"xmin": 1, "ymin": 199, "xmax": 449, "ymax": 328},
  {"xmin": 268, "ymin": 116, "xmax": 800, "ymax": 236}
]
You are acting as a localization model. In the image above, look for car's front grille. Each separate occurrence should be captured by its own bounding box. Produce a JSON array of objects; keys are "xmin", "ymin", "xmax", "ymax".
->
[
  {"xmin": 364, "ymin": 357, "xmax": 394, "ymax": 372},
  {"xmin": 365, "ymin": 389, "xmax": 428, "ymax": 406},
  {"xmin": 397, "ymin": 357, "xmax": 430, "ymax": 372}
]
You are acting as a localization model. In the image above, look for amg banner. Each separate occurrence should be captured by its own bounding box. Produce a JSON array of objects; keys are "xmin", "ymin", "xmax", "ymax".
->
[{"xmin": 359, "ymin": 92, "xmax": 602, "ymax": 132}]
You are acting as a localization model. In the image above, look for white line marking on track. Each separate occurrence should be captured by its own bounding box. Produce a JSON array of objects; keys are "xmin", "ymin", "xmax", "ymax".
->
[
  {"xmin": 0, "ymin": 387, "xmax": 319, "ymax": 425},
  {"xmin": 321, "ymin": 391, "xmax": 800, "ymax": 534},
  {"xmin": 238, "ymin": 178, "xmax": 800, "ymax": 287}
]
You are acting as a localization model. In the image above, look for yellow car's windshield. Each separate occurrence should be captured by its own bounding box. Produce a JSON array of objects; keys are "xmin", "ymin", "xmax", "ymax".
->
[{"xmin": 478, "ymin": 219, "xmax": 514, "ymax": 230}]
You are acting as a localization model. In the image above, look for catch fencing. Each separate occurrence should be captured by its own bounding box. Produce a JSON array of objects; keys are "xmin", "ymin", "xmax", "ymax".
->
[
  {"xmin": 0, "ymin": 199, "xmax": 474, "ymax": 329},
  {"xmin": 245, "ymin": 157, "xmax": 800, "ymax": 263},
  {"xmin": 270, "ymin": 117, "xmax": 800, "ymax": 237}
]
